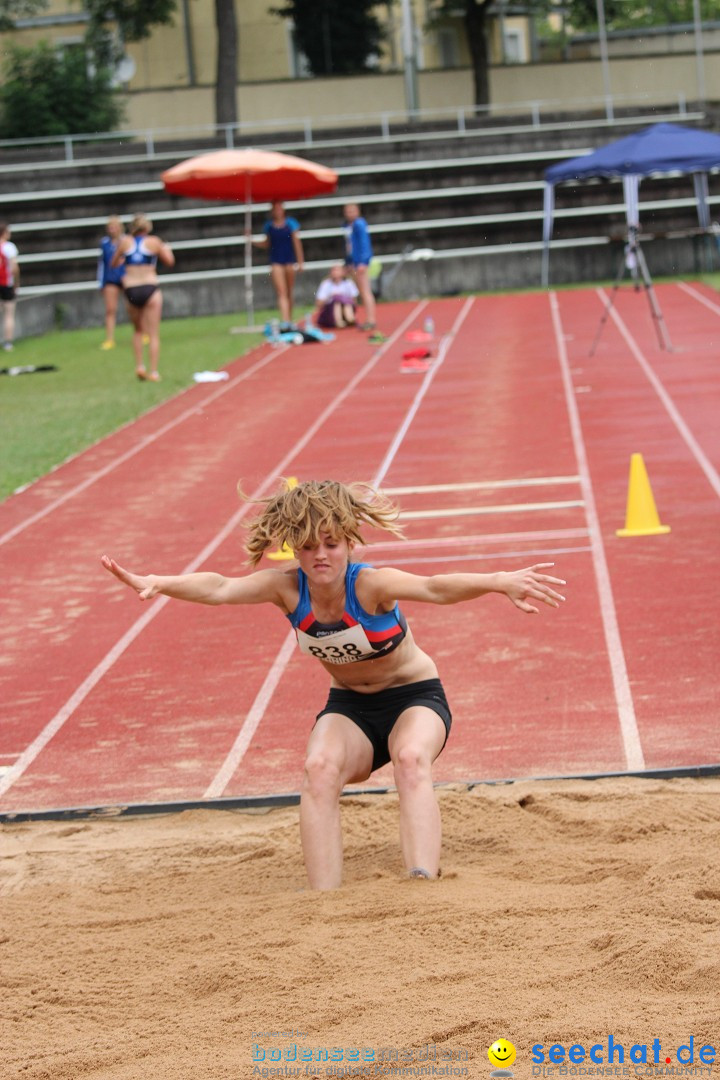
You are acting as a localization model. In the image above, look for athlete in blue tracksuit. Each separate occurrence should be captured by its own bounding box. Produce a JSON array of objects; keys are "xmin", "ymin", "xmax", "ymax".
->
[{"xmin": 343, "ymin": 203, "xmax": 376, "ymax": 330}]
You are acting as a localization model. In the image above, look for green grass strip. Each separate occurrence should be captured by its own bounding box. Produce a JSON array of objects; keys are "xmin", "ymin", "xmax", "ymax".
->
[
  {"xmin": 3, "ymin": 274, "xmax": 718, "ymax": 504},
  {"xmin": 0, "ymin": 311, "xmax": 273, "ymax": 502}
]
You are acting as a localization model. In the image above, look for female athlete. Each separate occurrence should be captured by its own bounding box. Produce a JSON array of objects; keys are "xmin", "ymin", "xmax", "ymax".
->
[
  {"xmin": 102, "ymin": 480, "xmax": 565, "ymax": 890},
  {"xmin": 112, "ymin": 214, "xmax": 174, "ymax": 382}
]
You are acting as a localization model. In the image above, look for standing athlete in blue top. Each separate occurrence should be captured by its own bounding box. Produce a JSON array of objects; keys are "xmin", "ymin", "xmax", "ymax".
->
[
  {"xmin": 251, "ymin": 201, "xmax": 304, "ymax": 329},
  {"xmin": 343, "ymin": 203, "xmax": 377, "ymax": 331},
  {"xmin": 97, "ymin": 216, "xmax": 125, "ymax": 351},
  {"xmin": 111, "ymin": 214, "xmax": 175, "ymax": 382},
  {"xmin": 102, "ymin": 479, "xmax": 566, "ymax": 891}
]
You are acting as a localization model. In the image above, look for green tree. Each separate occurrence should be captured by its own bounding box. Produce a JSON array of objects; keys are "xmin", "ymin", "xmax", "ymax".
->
[
  {"xmin": 428, "ymin": 0, "xmax": 498, "ymax": 107},
  {"xmin": 0, "ymin": 1, "xmax": 178, "ymax": 135},
  {"xmin": 0, "ymin": 40, "xmax": 123, "ymax": 138},
  {"xmin": 565, "ymin": 0, "xmax": 720, "ymax": 30},
  {"xmin": 0, "ymin": 0, "xmax": 46, "ymax": 30},
  {"xmin": 0, "ymin": 0, "xmax": 237, "ymax": 130},
  {"xmin": 82, "ymin": 0, "xmax": 178, "ymax": 67},
  {"xmin": 430, "ymin": 0, "xmax": 720, "ymax": 108},
  {"xmin": 272, "ymin": 0, "xmax": 385, "ymax": 76},
  {"xmin": 0, "ymin": 0, "xmax": 177, "ymax": 54},
  {"xmin": 88, "ymin": 0, "xmax": 177, "ymax": 43}
]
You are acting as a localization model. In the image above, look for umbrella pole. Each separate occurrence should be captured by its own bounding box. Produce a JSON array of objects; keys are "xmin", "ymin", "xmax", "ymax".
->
[{"xmin": 244, "ymin": 199, "xmax": 254, "ymax": 326}]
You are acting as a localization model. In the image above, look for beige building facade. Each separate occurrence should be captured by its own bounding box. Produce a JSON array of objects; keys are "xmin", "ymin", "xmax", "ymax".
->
[
  {"xmin": 0, "ymin": 2, "xmax": 714, "ymax": 137},
  {"xmin": 0, "ymin": 0, "xmax": 525, "ymax": 90}
]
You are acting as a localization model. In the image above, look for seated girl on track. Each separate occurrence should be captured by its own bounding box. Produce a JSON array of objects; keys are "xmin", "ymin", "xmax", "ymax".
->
[
  {"xmin": 102, "ymin": 479, "xmax": 565, "ymax": 891},
  {"xmin": 314, "ymin": 264, "xmax": 359, "ymax": 329}
]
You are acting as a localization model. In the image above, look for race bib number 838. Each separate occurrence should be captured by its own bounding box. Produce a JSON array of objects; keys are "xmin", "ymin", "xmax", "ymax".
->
[{"xmin": 296, "ymin": 623, "xmax": 376, "ymax": 664}]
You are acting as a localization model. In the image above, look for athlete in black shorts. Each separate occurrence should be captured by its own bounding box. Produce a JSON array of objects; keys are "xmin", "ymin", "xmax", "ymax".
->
[{"xmin": 103, "ymin": 480, "xmax": 566, "ymax": 890}]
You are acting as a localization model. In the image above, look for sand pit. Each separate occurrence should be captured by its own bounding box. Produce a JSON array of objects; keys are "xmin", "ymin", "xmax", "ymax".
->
[{"xmin": 2, "ymin": 776, "xmax": 720, "ymax": 1080}]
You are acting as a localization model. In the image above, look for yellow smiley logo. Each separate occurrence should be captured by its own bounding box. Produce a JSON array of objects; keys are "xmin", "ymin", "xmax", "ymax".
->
[{"xmin": 488, "ymin": 1040, "xmax": 516, "ymax": 1068}]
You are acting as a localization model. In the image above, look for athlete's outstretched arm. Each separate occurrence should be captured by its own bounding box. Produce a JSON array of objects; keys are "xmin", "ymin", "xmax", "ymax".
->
[
  {"xmin": 364, "ymin": 563, "xmax": 566, "ymax": 615},
  {"xmin": 101, "ymin": 555, "xmax": 288, "ymax": 607}
]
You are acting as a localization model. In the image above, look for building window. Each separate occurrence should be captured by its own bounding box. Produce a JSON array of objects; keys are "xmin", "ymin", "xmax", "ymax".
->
[
  {"xmin": 503, "ymin": 28, "xmax": 526, "ymax": 63},
  {"xmin": 286, "ymin": 23, "xmax": 311, "ymax": 78},
  {"xmin": 436, "ymin": 27, "xmax": 460, "ymax": 68}
]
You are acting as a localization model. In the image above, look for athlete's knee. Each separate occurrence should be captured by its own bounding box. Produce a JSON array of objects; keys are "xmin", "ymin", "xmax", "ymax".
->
[
  {"xmin": 392, "ymin": 743, "xmax": 432, "ymax": 788},
  {"xmin": 302, "ymin": 749, "xmax": 344, "ymax": 798}
]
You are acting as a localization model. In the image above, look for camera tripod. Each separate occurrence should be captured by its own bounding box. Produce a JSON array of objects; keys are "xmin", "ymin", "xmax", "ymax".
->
[{"xmin": 589, "ymin": 228, "xmax": 673, "ymax": 356}]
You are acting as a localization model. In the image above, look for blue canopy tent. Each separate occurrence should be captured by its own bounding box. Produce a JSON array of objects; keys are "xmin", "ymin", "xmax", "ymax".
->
[{"xmin": 541, "ymin": 122, "xmax": 720, "ymax": 287}]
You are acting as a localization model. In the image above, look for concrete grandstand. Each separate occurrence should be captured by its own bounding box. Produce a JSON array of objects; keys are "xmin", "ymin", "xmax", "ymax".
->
[{"xmin": 3, "ymin": 104, "xmax": 719, "ymax": 336}]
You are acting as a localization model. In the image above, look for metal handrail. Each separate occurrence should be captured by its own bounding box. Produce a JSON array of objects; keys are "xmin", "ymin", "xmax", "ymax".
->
[{"xmin": 0, "ymin": 91, "xmax": 691, "ymax": 163}]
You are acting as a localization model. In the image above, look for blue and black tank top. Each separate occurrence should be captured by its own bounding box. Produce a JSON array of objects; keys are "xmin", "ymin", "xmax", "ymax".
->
[{"xmin": 286, "ymin": 562, "xmax": 407, "ymax": 665}]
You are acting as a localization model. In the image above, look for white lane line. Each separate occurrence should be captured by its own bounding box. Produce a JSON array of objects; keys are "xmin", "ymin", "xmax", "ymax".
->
[
  {"xmin": 0, "ymin": 304, "xmax": 427, "ymax": 802},
  {"xmin": 676, "ymin": 280, "xmax": 720, "ymax": 316},
  {"xmin": 400, "ymin": 500, "xmax": 583, "ymax": 520},
  {"xmin": 0, "ymin": 345, "xmax": 290, "ymax": 549},
  {"xmin": 204, "ymin": 296, "xmax": 475, "ymax": 799},
  {"xmin": 383, "ymin": 476, "xmax": 580, "ymax": 494},
  {"xmin": 203, "ymin": 633, "xmax": 299, "ymax": 799},
  {"xmin": 550, "ymin": 292, "xmax": 645, "ymax": 772},
  {"xmin": 600, "ymin": 290, "xmax": 720, "ymax": 500},
  {"xmin": 372, "ymin": 545, "xmax": 592, "ymax": 568},
  {"xmin": 362, "ymin": 528, "xmax": 590, "ymax": 551},
  {"xmin": 372, "ymin": 302, "xmax": 473, "ymax": 487}
]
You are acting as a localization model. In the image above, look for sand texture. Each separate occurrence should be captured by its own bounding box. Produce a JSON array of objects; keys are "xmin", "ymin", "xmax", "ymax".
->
[{"xmin": 2, "ymin": 776, "xmax": 720, "ymax": 1080}]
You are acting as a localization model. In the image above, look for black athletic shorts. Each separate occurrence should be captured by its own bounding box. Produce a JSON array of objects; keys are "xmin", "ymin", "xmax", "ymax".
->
[
  {"xmin": 0, "ymin": 285, "xmax": 16, "ymax": 302},
  {"xmin": 316, "ymin": 677, "xmax": 452, "ymax": 772},
  {"xmin": 124, "ymin": 283, "xmax": 157, "ymax": 308}
]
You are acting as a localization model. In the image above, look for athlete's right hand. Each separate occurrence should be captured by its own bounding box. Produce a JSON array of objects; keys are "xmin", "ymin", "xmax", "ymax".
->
[{"xmin": 101, "ymin": 555, "xmax": 160, "ymax": 601}]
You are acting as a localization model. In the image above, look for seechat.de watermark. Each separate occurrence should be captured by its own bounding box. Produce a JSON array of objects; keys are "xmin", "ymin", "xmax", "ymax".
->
[
  {"xmin": 251, "ymin": 1043, "xmax": 469, "ymax": 1077},
  {"xmin": 531, "ymin": 1037, "xmax": 716, "ymax": 1076}
]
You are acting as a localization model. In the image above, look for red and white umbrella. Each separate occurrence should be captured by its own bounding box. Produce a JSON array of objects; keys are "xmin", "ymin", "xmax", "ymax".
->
[{"xmin": 161, "ymin": 148, "xmax": 338, "ymax": 324}]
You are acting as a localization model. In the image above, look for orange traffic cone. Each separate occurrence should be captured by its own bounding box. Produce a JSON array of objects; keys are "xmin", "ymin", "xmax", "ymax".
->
[
  {"xmin": 616, "ymin": 454, "xmax": 671, "ymax": 537},
  {"xmin": 267, "ymin": 476, "xmax": 298, "ymax": 560}
]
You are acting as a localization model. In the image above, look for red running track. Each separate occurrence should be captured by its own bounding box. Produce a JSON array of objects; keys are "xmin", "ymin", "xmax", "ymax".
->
[{"xmin": 1, "ymin": 286, "xmax": 718, "ymax": 813}]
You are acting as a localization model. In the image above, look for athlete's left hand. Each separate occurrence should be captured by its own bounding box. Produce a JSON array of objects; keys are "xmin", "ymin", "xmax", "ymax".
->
[{"xmin": 499, "ymin": 564, "xmax": 566, "ymax": 614}]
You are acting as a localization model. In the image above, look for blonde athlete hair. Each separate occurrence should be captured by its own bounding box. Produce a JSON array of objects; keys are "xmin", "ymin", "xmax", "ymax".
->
[
  {"xmin": 130, "ymin": 214, "xmax": 152, "ymax": 235},
  {"xmin": 243, "ymin": 479, "xmax": 404, "ymax": 566}
]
